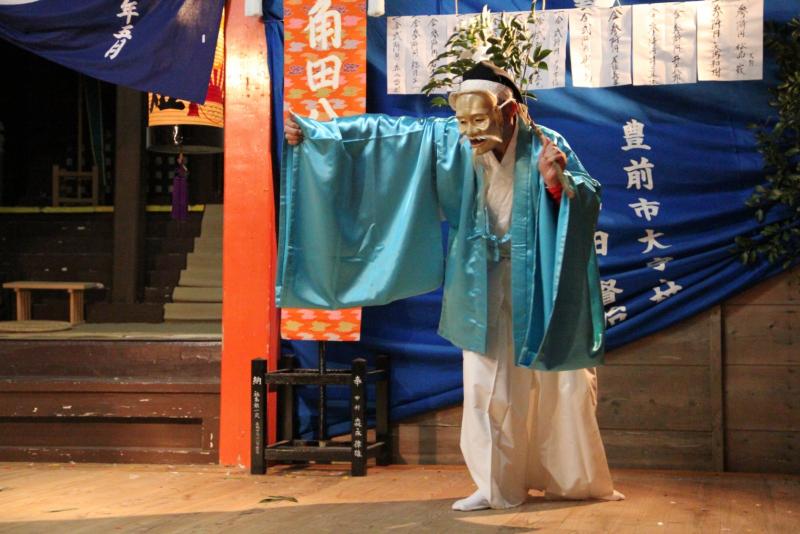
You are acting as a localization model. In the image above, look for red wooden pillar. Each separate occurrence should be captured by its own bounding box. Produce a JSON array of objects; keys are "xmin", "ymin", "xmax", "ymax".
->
[{"xmin": 220, "ymin": 0, "xmax": 279, "ymax": 466}]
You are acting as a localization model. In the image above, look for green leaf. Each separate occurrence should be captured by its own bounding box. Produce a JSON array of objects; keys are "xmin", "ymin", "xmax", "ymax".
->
[{"xmin": 737, "ymin": 17, "xmax": 800, "ymax": 267}]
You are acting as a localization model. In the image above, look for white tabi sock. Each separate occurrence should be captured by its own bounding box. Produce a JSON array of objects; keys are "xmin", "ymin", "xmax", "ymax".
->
[{"xmin": 452, "ymin": 490, "xmax": 490, "ymax": 511}]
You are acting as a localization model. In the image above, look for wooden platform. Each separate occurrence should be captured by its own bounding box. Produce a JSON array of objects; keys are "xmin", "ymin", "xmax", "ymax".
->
[
  {"xmin": 394, "ymin": 266, "xmax": 800, "ymax": 475},
  {"xmin": 0, "ymin": 463, "xmax": 797, "ymax": 533},
  {"xmin": 0, "ymin": 339, "xmax": 221, "ymax": 464}
]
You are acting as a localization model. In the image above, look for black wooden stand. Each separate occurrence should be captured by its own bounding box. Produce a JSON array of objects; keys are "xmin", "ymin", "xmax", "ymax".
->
[{"xmin": 250, "ymin": 343, "xmax": 391, "ymax": 476}]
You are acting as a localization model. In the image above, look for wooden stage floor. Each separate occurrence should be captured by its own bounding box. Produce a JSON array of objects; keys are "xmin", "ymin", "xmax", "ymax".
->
[{"xmin": 0, "ymin": 463, "xmax": 797, "ymax": 533}]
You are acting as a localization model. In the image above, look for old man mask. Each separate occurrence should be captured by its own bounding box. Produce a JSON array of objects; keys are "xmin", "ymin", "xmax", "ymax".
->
[{"xmin": 449, "ymin": 62, "xmax": 527, "ymax": 156}]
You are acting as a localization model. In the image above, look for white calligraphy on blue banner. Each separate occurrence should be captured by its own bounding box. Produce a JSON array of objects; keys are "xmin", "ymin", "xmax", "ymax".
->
[{"xmin": 0, "ymin": 0, "xmax": 224, "ymax": 102}]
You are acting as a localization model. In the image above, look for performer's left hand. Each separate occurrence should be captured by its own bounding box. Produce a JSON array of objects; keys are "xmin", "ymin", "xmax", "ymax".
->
[{"xmin": 538, "ymin": 137, "xmax": 567, "ymax": 189}]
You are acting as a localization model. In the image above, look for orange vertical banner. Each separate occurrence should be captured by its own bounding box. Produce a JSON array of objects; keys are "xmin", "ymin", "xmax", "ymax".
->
[
  {"xmin": 281, "ymin": 0, "xmax": 367, "ymax": 340},
  {"xmin": 284, "ymin": 0, "xmax": 367, "ymax": 119}
]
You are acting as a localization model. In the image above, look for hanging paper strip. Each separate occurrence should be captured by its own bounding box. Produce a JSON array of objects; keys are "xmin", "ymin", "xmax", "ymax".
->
[
  {"xmin": 384, "ymin": 1, "xmax": 765, "ymax": 94},
  {"xmin": 527, "ymin": 10, "xmax": 570, "ymax": 90},
  {"xmin": 632, "ymin": 2, "xmax": 698, "ymax": 86},
  {"xmin": 697, "ymin": 0, "xmax": 763, "ymax": 82},
  {"xmin": 282, "ymin": 0, "xmax": 367, "ymax": 340},
  {"xmin": 386, "ymin": 15, "xmax": 409, "ymax": 95},
  {"xmin": 405, "ymin": 15, "xmax": 430, "ymax": 95},
  {"xmin": 569, "ymin": 6, "xmax": 633, "ymax": 88},
  {"xmin": 426, "ymin": 15, "xmax": 460, "ymax": 94}
]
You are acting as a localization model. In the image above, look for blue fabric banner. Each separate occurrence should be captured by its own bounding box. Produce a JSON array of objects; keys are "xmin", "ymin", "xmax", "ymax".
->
[
  {"xmin": 273, "ymin": 0, "xmax": 797, "ymax": 437},
  {"xmin": 0, "ymin": 0, "xmax": 225, "ymax": 102},
  {"xmin": 264, "ymin": 2, "xmax": 284, "ymax": 214}
]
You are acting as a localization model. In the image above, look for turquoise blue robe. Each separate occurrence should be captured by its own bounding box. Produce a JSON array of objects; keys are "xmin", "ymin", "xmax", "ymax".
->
[{"xmin": 277, "ymin": 114, "xmax": 605, "ymax": 371}]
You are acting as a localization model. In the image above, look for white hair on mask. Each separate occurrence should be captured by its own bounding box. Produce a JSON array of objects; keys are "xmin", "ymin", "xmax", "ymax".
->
[{"xmin": 448, "ymin": 80, "xmax": 514, "ymax": 110}]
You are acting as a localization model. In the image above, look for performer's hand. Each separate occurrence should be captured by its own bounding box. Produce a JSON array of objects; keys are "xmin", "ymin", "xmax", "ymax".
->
[
  {"xmin": 285, "ymin": 115, "xmax": 304, "ymax": 145},
  {"xmin": 538, "ymin": 137, "xmax": 567, "ymax": 189}
]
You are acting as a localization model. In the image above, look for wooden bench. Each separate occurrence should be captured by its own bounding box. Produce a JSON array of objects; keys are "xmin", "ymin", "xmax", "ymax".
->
[{"xmin": 2, "ymin": 281, "xmax": 104, "ymax": 325}]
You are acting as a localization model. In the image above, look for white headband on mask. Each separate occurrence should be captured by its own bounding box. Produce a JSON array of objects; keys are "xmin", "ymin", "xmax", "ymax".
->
[{"xmin": 448, "ymin": 79, "xmax": 514, "ymax": 110}]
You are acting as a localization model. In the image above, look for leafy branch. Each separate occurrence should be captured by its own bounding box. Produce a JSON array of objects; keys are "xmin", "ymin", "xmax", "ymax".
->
[
  {"xmin": 421, "ymin": 4, "xmax": 552, "ymax": 107},
  {"xmin": 736, "ymin": 18, "xmax": 800, "ymax": 269}
]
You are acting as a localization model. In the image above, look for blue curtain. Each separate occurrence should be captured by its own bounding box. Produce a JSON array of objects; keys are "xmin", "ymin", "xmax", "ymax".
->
[
  {"xmin": 264, "ymin": 1, "xmax": 284, "ymax": 206},
  {"xmin": 0, "ymin": 0, "xmax": 225, "ymax": 102},
  {"xmin": 272, "ymin": 0, "xmax": 795, "ymax": 437}
]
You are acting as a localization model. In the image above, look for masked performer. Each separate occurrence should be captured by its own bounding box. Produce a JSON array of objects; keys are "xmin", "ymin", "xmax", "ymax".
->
[{"xmin": 281, "ymin": 62, "xmax": 624, "ymax": 510}]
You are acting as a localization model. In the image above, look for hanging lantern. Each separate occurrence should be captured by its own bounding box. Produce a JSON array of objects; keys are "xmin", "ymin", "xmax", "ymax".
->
[{"xmin": 146, "ymin": 15, "xmax": 224, "ymax": 154}]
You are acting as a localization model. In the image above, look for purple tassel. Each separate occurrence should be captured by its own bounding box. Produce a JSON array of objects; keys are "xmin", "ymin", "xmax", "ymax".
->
[{"xmin": 171, "ymin": 155, "xmax": 189, "ymax": 222}]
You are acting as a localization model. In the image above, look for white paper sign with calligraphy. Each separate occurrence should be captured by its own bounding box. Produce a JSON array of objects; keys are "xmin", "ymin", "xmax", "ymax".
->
[
  {"xmin": 697, "ymin": 0, "xmax": 763, "ymax": 81},
  {"xmin": 386, "ymin": 16, "xmax": 409, "ymax": 95},
  {"xmin": 425, "ymin": 14, "xmax": 462, "ymax": 94},
  {"xmin": 385, "ymin": 3, "xmax": 765, "ymax": 93},
  {"xmin": 424, "ymin": 15, "xmax": 454, "ymax": 94},
  {"xmin": 527, "ymin": 10, "xmax": 569, "ymax": 90},
  {"xmin": 387, "ymin": 14, "xmax": 458, "ymax": 95},
  {"xmin": 569, "ymin": 7, "xmax": 633, "ymax": 88},
  {"xmin": 404, "ymin": 16, "xmax": 430, "ymax": 94},
  {"xmin": 633, "ymin": 2, "xmax": 698, "ymax": 86}
]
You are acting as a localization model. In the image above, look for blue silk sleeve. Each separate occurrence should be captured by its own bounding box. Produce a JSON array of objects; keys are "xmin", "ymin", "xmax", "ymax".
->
[
  {"xmin": 276, "ymin": 114, "xmax": 445, "ymax": 308},
  {"xmin": 519, "ymin": 127, "xmax": 605, "ymax": 370}
]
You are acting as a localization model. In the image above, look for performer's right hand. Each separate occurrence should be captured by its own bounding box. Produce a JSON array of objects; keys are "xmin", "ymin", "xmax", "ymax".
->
[{"xmin": 285, "ymin": 115, "xmax": 304, "ymax": 145}]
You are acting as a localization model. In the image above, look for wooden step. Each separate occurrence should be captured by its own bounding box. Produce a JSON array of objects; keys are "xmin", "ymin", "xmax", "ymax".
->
[
  {"xmin": 147, "ymin": 253, "xmax": 187, "ymax": 271},
  {"xmin": 146, "ymin": 237, "xmax": 196, "ymax": 255},
  {"xmin": 193, "ymin": 237, "xmax": 222, "ymax": 253},
  {"xmin": 0, "ymin": 237, "xmax": 113, "ymax": 254},
  {"xmin": 146, "ymin": 269, "xmax": 181, "ymax": 288},
  {"xmin": 200, "ymin": 210, "xmax": 222, "ymax": 233},
  {"xmin": 202, "ymin": 204, "xmax": 223, "ymax": 220},
  {"xmin": 186, "ymin": 252, "xmax": 221, "ymax": 271},
  {"xmin": 0, "ymin": 337, "xmax": 220, "ymax": 465},
  {"xmin": 172, "ymin": 286, "xmax": 222, "ymax": 303},
  {"xmin": 87, "ymin": 302, "xmax": 165, "ymax": 323},
  {"xmin": 145, "ymin": 215, "xmax": 203, "ymax": 238},
  {"xmin": 179, "ymin": 267, "xmax": 221, "ymax": 288},
  {"xmin": 24, "ymin": 269, "xmax": 111, "ymax": 286},
  {"xmin": 0, "ymin": 216, "xmax": 114, "ymax": 238},
  {"xmin": 144, "ymin": 286, "xmax": 175, "ymax": 303},
  {"xmin": 203, "ymin": 204, "xmax": 222, "ymax": 223},
  {"xmin": 4, "ymin": 253, "xmax": 112, "ymax": 272},
  {"xmin": 164, "ymin": 302, "xmax": 222, "ymax": 321},
  {"xmin": 0, "ymin": 339, "xmax": 220, "ymax": 379}
]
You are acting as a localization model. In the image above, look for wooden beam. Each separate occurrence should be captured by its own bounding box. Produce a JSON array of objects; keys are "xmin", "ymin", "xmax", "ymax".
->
[
  {"xmin": 220, "ymin": 0, "xmax": 279, "ymax": 467},
  {"xmin": 112, "ymin": 86, "xmax": 145, "ymax": 303},
  {"xmin": 708, "ymin": 305, "xmax": 725, "ymax": 472}
]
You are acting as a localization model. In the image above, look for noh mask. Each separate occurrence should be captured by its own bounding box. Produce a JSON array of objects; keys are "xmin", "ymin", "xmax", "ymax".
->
[{"xmin": 453, "ymin": 92, "xmax": 508, "ymax": 156}]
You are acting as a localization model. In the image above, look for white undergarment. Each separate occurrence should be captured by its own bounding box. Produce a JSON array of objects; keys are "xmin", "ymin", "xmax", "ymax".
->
[{"xmin": 460, "ymin": 125, "xmax": 622, "ymax": 509}]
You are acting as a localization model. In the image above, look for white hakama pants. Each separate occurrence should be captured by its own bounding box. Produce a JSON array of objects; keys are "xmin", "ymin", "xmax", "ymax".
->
[{"xmin": 460, "ymin": 260, "xmax": 617, "ymax": 509}]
